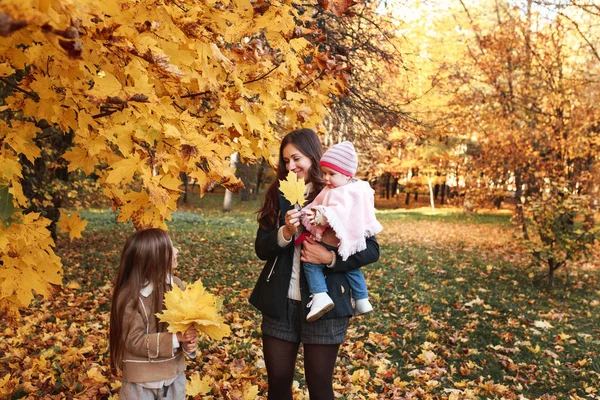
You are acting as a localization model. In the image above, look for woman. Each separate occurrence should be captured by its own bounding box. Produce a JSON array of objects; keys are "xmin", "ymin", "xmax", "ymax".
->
[{"xmin": 249, "ymin": 128, "xmax": 380, "ymax": 400}]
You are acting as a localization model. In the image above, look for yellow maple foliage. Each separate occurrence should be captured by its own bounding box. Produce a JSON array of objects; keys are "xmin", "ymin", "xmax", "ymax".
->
[
  {"xmin": 186, "ymin": 372, "xmax": 212, "ymax": 397},
  {"xmin": 0, "ymin": 212, "xmax": 61, "ymax": 318},
  {"xmin": 0, "ymin": 0, "xmax": 353, "ymax": 318},
  {"xmin": 156, "ymin": 279, "xmax": 231, "ymax": 340},
  {"xmin": 57, "ymin": 211, "xmax": 88, "ymax": 240},
  {"xmin": 279, "ymin": 171, "xmax": 307, "ymax": 207}
]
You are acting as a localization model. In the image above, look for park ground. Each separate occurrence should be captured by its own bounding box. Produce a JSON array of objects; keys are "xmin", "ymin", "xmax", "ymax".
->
[{"xmin": 1, "ymin": 193, "xmax": 599, "ymax": 399}]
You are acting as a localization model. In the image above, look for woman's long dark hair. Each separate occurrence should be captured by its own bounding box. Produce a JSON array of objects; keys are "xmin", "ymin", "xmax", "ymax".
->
[
  {"xmin": 258, "ymin": 128, "xmax": 325, "ymax": 229},
  {"xmin": 109, "ymin": 228, "xmax": 174, "ymax": 376}
]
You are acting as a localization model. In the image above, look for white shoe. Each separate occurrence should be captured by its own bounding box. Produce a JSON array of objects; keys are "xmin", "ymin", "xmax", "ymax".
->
[
  {"xmin": 354, "ymin": 298, "xmax": 373, "ymax": 316},
  {"xmin": 306, "ymin": 293, "xmax": 335, "ymax": 322}
]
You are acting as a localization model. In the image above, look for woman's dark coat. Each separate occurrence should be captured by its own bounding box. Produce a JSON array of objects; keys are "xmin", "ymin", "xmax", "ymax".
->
[{"xmin": 250, "ymin": 191, "xmax": 380, "ymax": 319}]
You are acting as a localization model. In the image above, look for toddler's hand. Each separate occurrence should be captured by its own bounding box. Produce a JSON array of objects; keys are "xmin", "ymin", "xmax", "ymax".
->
[{"xmin": 304, "ymin": 209, "xmax": 315, "ymax": 223}]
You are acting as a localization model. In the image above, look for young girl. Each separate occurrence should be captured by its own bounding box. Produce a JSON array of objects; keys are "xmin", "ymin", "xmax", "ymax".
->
[
  {"xmin": 109, "ymin": 228, "xmax": 198, "ymax": 399},
  {"xmin": 300, "ymin": 141, "xmax": 383, "ymax": 322}
]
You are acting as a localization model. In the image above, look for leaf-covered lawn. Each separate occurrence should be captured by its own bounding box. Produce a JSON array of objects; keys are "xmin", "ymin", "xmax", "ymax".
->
[{"xmin": 1, "ymin": 196, "xmax": 599, "ymax": 399}]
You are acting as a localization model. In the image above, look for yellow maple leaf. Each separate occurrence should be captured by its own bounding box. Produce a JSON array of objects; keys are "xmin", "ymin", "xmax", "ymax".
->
[
  {"xmin": 1, "ymin": 120, "xmax": 41, "ymax": 163},
  {"xmin": 0, "ymin": 62, "xmax": 15, "ymax": 76},
  {"xmin": 186, "ymin": 372, "xmax": 212, "ymax": 397},
  {"xmin": 350, "ymin": 369, "xmax": 370, "ymax": 384},
  {"xmin": 57, "ymin": 211, "xmax": 87, "ymax": 240},
  {"xmin": 217, "ymin": 105, "xmax": 244, "ymax": 134},
  {"xmin": 279, "ymin": 171, "xmax": 306, "ymax": 207},
  {"xmin": 0, "ymin": 210, "xmax": 62, "ymax": 318},
  {"xmin": 243, "ymin": 383, "xmax": 259, "ymax": 400},
  {"xmin": 0, "ymin": 373, "xmax": 19, "ymax": 397},
  {"xmin": 105, "ymin": 154, "xmax": 141, "ymax": 185},
  {"xmin": 156, "ymin": 279, "xmax": 231, "ymax": 340},
  {"xmin": 87, "ymin": 366, "xmax": 108, "ymax": 383},
  {"xmin": 62, "ymin": 147, "xmax": 97, "ymax": 175},
  {"xmin": 66, "ymin": 280, "xmax": 82, "ymax": 290},
  {"xmin": 0, "ymin": 155, "xmax": 23, "ymax": 181}
]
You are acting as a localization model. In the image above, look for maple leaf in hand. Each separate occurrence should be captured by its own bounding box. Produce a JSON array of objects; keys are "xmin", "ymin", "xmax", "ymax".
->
[
  {"xmin": 156, "ymin": 279, "xmax": 231, "ymax": 340},
  {"xmin": 57, "ymin": 211, "xmax": 87, "ymax": 240},
  {"xmin": 279, "ymin": 171, "xmax": 306, "ymax": 208}
]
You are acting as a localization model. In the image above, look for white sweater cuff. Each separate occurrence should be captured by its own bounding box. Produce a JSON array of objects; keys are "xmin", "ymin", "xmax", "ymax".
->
[{"xmin": 277, "ymin": 226, "xmax": 292, "ymax": 247}]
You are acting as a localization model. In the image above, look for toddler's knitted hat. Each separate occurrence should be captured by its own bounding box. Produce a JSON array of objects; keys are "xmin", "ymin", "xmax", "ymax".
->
[{"xmin": 320, "ymin": 141, "xmax": 358, "ymax": 177}]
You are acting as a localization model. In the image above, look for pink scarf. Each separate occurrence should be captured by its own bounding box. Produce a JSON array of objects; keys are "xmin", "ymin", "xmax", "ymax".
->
[{"xmin": 301, "ymin": 180, "xmax": 383, "ymax": 260}]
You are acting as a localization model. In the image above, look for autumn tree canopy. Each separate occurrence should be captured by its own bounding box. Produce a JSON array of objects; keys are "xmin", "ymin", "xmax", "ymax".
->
[{"xmin": 0, "ymin": 0, "xmax": 359, "ymax": 317}]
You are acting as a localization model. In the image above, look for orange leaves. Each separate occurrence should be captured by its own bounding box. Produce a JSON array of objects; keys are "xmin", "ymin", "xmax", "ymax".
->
[
  {"xmin": 318, "ymin": 0, "xmax": 357, "ymax": 17},
  {"xmin": 0, "ymin": 374, "xmax": 19, "ymax": 397},
  {"xmin": 57, "ymin": 210, "xmax": 88, "ymax": 240},
  {"xmin": 0, "ymin": 211, "xmax": 62, "ymax": 318}
]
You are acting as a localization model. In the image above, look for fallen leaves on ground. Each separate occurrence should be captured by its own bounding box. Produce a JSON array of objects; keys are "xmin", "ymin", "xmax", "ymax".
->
[{"xmin": 1, "ymin": 206, "xmax": 599, "ymax": 399}]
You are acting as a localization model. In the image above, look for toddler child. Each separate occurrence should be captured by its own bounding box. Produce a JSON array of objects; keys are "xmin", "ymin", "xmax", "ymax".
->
[{"xmin": 300, "ymin": 141, "xmax": 383, "ymax": 322}]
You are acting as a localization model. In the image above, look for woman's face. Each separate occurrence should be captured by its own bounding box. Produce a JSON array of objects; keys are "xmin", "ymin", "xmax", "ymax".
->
[{"xmin": 282, "ymin": 144, "xmax": 313, "ymax": 181}]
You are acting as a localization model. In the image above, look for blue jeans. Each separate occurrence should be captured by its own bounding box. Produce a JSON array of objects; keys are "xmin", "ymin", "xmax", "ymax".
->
[{"xmin": 303, "ymin": 244, "xmax": 369, "ymax": 300}]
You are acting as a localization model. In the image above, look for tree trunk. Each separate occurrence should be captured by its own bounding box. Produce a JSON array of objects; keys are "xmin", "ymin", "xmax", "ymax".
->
[
  {"xmin": 20, "ymin": 125, "xmax": 74, "ymax": 240},
  {"xmin": 255, "ymin": 159, "xmax": 267, "ymax": 196},
  {"xmin": 428, "ymin": 176, "xmax": 435, "ymax": 210},
  {"xmin": 385, "ymin": 173, "xmax": 391, "ymax": 199},
  {"xmin": 180, "ymin": 172, "xmax": 189, "ymax": 203},
  {"xmin": 237, "ymin": 162, "xmax": 251, "ymax": 201},
  {"xmin": 440, "ymin": 182, "xmax": 446, "ymax": 205},
  {"xmin": 514, "ymin": 171, "xmax": 529, "ymax": 240},
  {"xmin": 223, "ymin": 152, "xmax": 239, "ymax": 212}
]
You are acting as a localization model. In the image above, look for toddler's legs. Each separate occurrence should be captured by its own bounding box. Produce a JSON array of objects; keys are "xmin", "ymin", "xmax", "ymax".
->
[
  {"xmin": 304, "ymin": 262, "xmax": 328, "ymax": 294},
  {"xmin": 345, "ymin": 269, "xmax": 368, "ymax": 300},
  {"xmin": 304, "ymin": 262, "xmax": 335, "ymax": 322},
  {"xmin": 345, "ymin": 269, "xmax": 373, "ymax": 316}
]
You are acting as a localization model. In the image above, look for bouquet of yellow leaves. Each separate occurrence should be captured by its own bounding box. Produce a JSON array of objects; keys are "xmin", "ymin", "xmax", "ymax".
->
[{"xmin": 156, "ymin": 279, "xmax": 230, "ymax": 340}]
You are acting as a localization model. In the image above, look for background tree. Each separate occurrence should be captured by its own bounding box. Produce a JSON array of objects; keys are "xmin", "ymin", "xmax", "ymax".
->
[{"xmin": 444, "ymin": 0, "xmax": 600, "ymax": 285}]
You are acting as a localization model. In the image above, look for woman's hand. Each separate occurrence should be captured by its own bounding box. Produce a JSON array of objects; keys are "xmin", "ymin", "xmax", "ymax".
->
[
  {"xmin": 301, "ymin": 236, "xmax": 335, "ymax": 265},
  {"xmin": 283, "ymin": 209, "xmax": 302, "ymax": 240}
]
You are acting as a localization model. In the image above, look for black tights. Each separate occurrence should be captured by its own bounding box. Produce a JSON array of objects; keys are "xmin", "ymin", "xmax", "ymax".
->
[{"xmin": 262, "ymin": 334, "xmax": 341, "ymax": 400}]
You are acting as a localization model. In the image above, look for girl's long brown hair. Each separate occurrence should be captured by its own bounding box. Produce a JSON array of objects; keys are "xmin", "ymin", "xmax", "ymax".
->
[
  {"xmin": 258, "ymin": 128, "xmax": 325, "ymax": 229},
  {"xmin": 109, "ymin": 228, "xmax": 174, "ymax": 376}
]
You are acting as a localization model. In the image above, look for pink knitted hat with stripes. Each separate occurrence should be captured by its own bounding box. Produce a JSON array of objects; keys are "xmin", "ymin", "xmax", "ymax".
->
[{"xmin": 320, "ymin": 141, "xmax": 358, "ymax": 177}]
